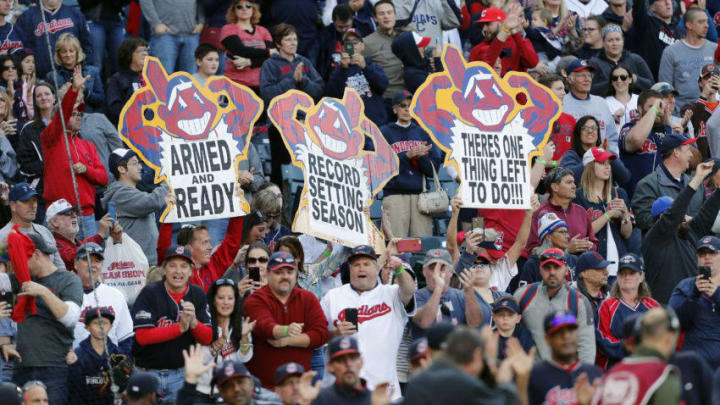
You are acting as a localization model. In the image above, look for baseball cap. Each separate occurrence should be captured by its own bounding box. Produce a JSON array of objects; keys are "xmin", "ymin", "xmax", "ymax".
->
[
  {"xmin": 328, "ymin": 336, "xmax": 360, "ymax": 361},
  {"xmin": 392, "ymin": 90, "xmax": 412, "ymax": 106},
  {"xmin": 0, "ymin": 383, "xmax": 22, "ymax": 405},
  {"xmin": 126, "ymin": 372, "xmax": 159, "ymax": 395},
  {"xmin": 544, "ymin": 310, "xmax": 578, "ymax": 335},
  {"xmin": 537, "ymin": 212, "xmax": 567, "ymax": 241},
  {"xmin": 411, "ymin": 31, "xmax": 431, "ymax": 48},
  {"xmin": 621, "ymin": 312, "xmax": 643, "ymax": 343},
  {"xmin": 75, "ymin": 242, "xmax": 104, "ymax": 261},
  {"xmin": 109, "ymin": 148, "xmax": 137, "ymax": 173},
  {"xmin": 212, "ymin": 360, "xmax": 253, "ymax": 388},
  {"xmin": 163, "ymin": 245, "xmax": 193, "ymax": 265},
  {"xmin": 45, "ymin": 199, "xmax": 77, "ymax": 221},
  {"xmin": 575, "ymin": 251, "xmax": 613, "ymax": 275},
  {"xmin": 347, "ymin": 245, "xmax": 378, "ymax": 262},
  {"xmin": 659, "ymin": 133, "xmax": 696, "ymax": 153},
  {"xmin": 424, "ymin": 249, "xmax": 453, "ymax": 268},
  {"xmin": 26, "ymin": 232, "xmax": 57, "ymax": 255},
  {"xmin": 567, "ymin": 59, "xmax": 595, "ymax": 74},
  {"xmin": 8, "ymin": 182, "xmax": 37, "ymax": 202},
  {"xmin": 343, "ymin": 28, "xmax": 362, "ymax": 41},
  {"xmin": 267, "ymin": 251, "xmax": 298, "ymax": 272},
  {"xmin": 474, "ymin": 250, "xmax": 493, "ymax": 264},
  {"xmin": 618, "ymin": 253, "xmax": 644, "ymax": 273},
  {"xmin": 650, "ymin": 196, "xmax": 673, "ymax": 218},
  {"xmin": 83, "ymin": 306, "xmax": 116, "ymax": 325},
  {"xmin": 0, "ymin": 253, "xmax": 8, "ymax": 263},
  {"xmin": 696, "ymin": 235, "xmax": 720, "ymax": 252},
  {"xmin": 582, "ymin": 147, "xmax": 616, "ymax": 166},
  {"xmin": 426, "ymin": 322, "xmax": 454, "ymax": 350},
  {"xmin": 409, "ymin": 338, "xmax": 429, "ymax": 363},
  {"xmin": 700, "ymin": 64, "xmax": 718, "ymax": 78},
  {"xmin": 650, "ymin": 82, "xmax": 679, "ymax": 96},
  {"xmin": 274, "ymin": 362, "xmax": 305, "ymax": 386},
  {"xmin": 540, "ymin": 248, "xmax": 565, "ymax": 268},
  {"xmin": 492, "ymin": 297, "xmax": 520, "ymax": 314},
  {"xmin": 478, "ymin": 7, "xmax": 506, "ymax": 22}
]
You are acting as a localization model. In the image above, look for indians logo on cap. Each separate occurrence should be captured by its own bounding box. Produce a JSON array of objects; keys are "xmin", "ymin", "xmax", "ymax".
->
[
  {"xmin": 339, "ymin": 337, "xmax": 351, "ymax": 350},
  {"xmin": 286, "ymin": 363, "xmax": 298, "ymax": 373},
  {"xmin": 620, "ymin": 256, "xmax": 635, "ymax": 264},
  {"xmin": 417, "ymin": 340, "xmax": 428, "ymax": 353},
  {"xmin": 431, "ymin": 250, "xmax": 441, "ymax": 257},
  {"xmin": 176, "ymin": 247, "xmax": 185, "ymax": 254},
  {"xmin": 593, "ymin": 252, "xmax": 603, "ymax": 261},
  {"xmin": 224, "ymin": 363, "xmax": 235, "ymax": 377},
  {"xmin": 703, "ymin": 237, "xmax": 712, "ymax": 243}
]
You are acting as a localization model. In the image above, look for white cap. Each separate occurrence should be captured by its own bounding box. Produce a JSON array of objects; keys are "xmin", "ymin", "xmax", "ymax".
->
[{"xmin": 46, "ymin": 198, "xmax": 76, "ymax": 222}]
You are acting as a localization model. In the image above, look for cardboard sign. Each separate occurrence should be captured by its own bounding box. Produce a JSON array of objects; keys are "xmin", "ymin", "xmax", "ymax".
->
[
  {"xmin": 118, "ymin": 57, "xmax": 263, "ymax": 222},
  {"xmin": 412, "ymin": 45, "xmax": 560, "ymax": 209},
  {"xmin": 268, "ymin": 88, "xmax": 399, "ymax": 252}
]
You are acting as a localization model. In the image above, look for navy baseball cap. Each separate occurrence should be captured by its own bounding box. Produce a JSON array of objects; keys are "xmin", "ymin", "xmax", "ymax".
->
[
  {"xmin": 492, "ymin": 297, "xmax": 520, "ymax": 314},
  {"xmin": 659, "ymin": 133, "xmax": 696, "ymax": 153},
  {"xmin": 26, "ymin": 232, "xmax": 57, "ymax": 255},
  {"xmin": 83, "ymin": 306, "xmax": 116, "ymax": 325},
  {"xmin": 392, "ymin": 90, "xmax": 412, "ymax": 106},
  {"xmin": 109, "ymin": 148, "xmax": 138, "ymax": 173},
  {"xmin": 267, "ymin": 251, "xmax": 298, "ymax": 272},
  {"xmin": 409, "ymin": 337, "xmax": 429, "ymax": 362},
  {"xmin": 696, "ymin": 235, "xmax": 720, "ymax": 252},
  {"xmin": 0, "ymin": 253, "xmax": 9, "ymax": 263},
  {"xmin": 126, "ymin": 372, "xmax": 159, "ymax": 395},
  {"xmin": 567, "ymin": 59, "xmax": 595, "ymax": 73},
  {"xmin": 621, "ymin": 312, "xmax": 643, "ymax": 344},
  {"xmin": 426, "ymin": 322, "xmax": 455, "ymax": 350},
  {"xmin": 163, "ymin": 245, "xmax": 193, "ymax": 265},
  {"xmin": 348, "ymin": 245, "xmax": 378, "ymax": 262},
  {"xmin": 0, "ymin": 383, "xmax": 22, "ymax": 405},
  {"xmin": 618, "ymin": 253, "xmax": 644, "ymax": 273},
  {"xmin": 575, "ymin": 251, "xmax": 613, "ymax": 275},
  {"xmin": 328, "ymin": 336, "xmax": 360, "ymax": 361},
  {"xmin": 212, "ymin": 360, "xmax": 253, "ymax": 388},
  {"xmin": 651, "ymin": 196, "xmax": 673, "ymax": 218},
  {"xmin": 75, "ymin": 242, "xmax": 104, "ymax": 261},
  {"xmin": 274, "ymin": 362, "xmax": 305, "ymax": 386},
  {"xmin": 544, "ymin": 310, "xmax": 578, "ymax": 335},
  {"xmin": 8, "ymin": 182, "xmax": 37, "ymax": 202}
]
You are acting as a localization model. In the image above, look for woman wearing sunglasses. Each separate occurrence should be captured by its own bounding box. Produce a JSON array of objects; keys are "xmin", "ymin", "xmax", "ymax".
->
[
  {"xmin": 194, "ymin": 278, "xmax": 256, "ymax": 404},
  {"xmin": 605, "ymin": 64, "xmax": 639, "ymax": 130},
  {"xmin": 251, "ymin": 183, "xmax": 290, "ymax": 249},
  {"xmin": 224, "ymin": 241, "xmax": 271, "ymax": 297}
]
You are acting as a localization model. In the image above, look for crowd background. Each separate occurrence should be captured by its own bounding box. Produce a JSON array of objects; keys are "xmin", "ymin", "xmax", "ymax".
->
[{"xmin": 0, "ymin": 0, "xmax": 719, "ymax": 404}]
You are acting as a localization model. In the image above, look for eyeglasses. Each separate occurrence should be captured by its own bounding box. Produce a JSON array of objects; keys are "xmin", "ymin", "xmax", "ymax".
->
[
  {"xmin": 611, "ymin": 74, "xmax": 628, "ymax": 81},
  {"xmin": 272, "ymin": 255, "xmax": 295, "ymax": 265},
  {"xmin": 236, "ymin": 2, "xmax": 253, "ymax": 9},
  {"xmin": 553, "ymin": 229, "xmax": 569, "ymax": 235},
  {"xmin": 215, "ymin": 278, "xmax": 236, "ymax": 286},
  {"xmin": 581, "ymin": 125, "xmax": 598, "ymax": 132},
  {"xmin": 22, "ymin": 380, "xmax": 47, "ymax": 392},
  {"xmin": 247, "ymin": 256, "xmax": 269, "ymax": 264},
  {"xmin": 540, "ymin": 251, "xmax": 565, "ymax": 262},
  {"xmin": 71, "ymin": 111, "xmax": 83, "ymax": 118}
]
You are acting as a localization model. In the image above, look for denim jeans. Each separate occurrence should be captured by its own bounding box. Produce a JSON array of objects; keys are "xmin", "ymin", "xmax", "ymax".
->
[
  {"xmin": 149, "ymin": 34, "xmax": 199, "ymax": 74},
  {"xmin": 311, "ymin": 347, "xmax": 325, "ymax": 383},
  {"xmin": 88, "ymin": 20, "xmax": 126, "ymax": 72},
  {"xmin": 14, "ymin": 365, "xmax": 69, "ymax": 405},
  {"xmin": 76, "ymin": 213, "xmax": 98, "ymax": 241},
  {"xmin": 139, "ymin": 367, "xmax": 185, "ymax": 404},
  {"xmin": 199, "ymin": 218, "xmax": 229, "ymax": 248}
]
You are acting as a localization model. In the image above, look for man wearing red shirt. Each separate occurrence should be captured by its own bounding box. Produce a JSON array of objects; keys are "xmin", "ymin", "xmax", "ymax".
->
[{"xmin": 244, "ymin": 251, "xmax": 329, "ymax": 388}]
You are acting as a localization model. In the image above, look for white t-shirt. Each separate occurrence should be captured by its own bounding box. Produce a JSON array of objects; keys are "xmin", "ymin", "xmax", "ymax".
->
[
  {"xmin": 605, "ymin": 94, "xmax": 639, "ymax": 130},
  {"xmin": 73, "ymin": 283, "xmax": 134, "ymax": 348},
  {"xmin": 321, "ymin": 282, "xmax": 416, "ymax": 401},
  {"xmin": 489, "ymin": 256, "xmax": 518, "ymax": 292}
]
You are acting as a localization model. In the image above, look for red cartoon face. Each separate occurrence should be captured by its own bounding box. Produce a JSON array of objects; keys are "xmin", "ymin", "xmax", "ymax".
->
[
  {"xmin": 307, "ymin": 100, "xmax": 363, "ymax": 159},
  {"xmin": 159, "ymin": 79, "xmax": 218, "ymax": 140},
  {"xmin": 453, "ymin": 68, "xmax": 514, "ymax": 131}
]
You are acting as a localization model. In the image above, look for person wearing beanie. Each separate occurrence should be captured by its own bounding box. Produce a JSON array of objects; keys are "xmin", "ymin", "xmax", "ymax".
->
[{"xmin": 518, "ymin": 212, "xmax": 580, "ymax": 288}]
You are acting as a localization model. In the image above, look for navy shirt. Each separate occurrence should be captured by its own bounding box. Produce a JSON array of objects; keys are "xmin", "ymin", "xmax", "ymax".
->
[
  {"xmin": 618, "ymin": 121, "xmax": 671, "ymax": 198},
  {"xmin": 528, "ymin": 360, "xmax": 603, "ymax": 405},
  {"xmin": 411, "ymin": 287, "xmax": 467, "ymax": 338}
]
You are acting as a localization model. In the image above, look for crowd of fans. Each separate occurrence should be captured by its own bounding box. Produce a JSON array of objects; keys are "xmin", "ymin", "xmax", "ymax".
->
[{"xmin": 0, "ymin": 0, "xmax": 719, "ymax": 404}]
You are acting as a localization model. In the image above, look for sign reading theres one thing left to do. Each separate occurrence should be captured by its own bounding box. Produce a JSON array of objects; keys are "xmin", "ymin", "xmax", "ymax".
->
[
  {"xmin": 118, "ymin": 57, "xmax": 263, "ymax": 222},
  {"xmin": 412, "ymin": 45, "xmax": 560, "ymax": 209}
]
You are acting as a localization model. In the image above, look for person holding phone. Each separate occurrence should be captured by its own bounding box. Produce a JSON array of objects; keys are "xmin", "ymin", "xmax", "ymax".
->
[{"xmin": 669, "ymin": 235, "xmax": 720, "ymax": 369}]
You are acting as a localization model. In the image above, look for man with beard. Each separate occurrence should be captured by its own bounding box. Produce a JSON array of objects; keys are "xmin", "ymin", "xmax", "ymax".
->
[{"xmin": 642, "ymin": 160, "xmax": 720, "ymax": 303}]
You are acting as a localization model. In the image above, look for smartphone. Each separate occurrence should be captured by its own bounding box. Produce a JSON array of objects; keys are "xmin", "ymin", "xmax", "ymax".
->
[
  {"xmin": 248, "ymin": 266, "xmax": 260, "ymax": 282},
  {"xmin": 472, "ymin": 217, "xmax": 485, "ymax": 233},
  {"xmin": 344, "ymin": 307, "xmax": 358, "ymax": 328},
  {"xmin": 107, "ymin": 201, "xmax": 117, "ymax": 222},
  {"xmin": 343, "ymin": 41, "xmax": 354, "ymax": 56},
  {"xmin": 699, "ymin": 266, "xmax": 712, "ymax": 280},
  {"xmin": 0, "ymin": 292, "xmax": 13, "ymax": 312},
  {"xmin": 397, "ymin": 238, "xmax": 422, "ymax": 253}
]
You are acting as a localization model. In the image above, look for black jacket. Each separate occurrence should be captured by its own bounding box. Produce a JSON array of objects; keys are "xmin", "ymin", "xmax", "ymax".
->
[
  {"xmin": 311, "ymin": 381, "xmax": 371, "ymax": 405},
  {"xmin": 105, "ymin": 68, "xmax": 143, "ymax": 126}
]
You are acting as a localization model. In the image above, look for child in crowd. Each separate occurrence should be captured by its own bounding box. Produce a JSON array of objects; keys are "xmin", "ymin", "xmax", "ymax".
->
[
  {"xmin": 526, "ymin": 7, "xmax": 563, "ymax": 61},
  {"xmin": 491, "ymin": 297, "xmax": 535, "ymax": 360}
]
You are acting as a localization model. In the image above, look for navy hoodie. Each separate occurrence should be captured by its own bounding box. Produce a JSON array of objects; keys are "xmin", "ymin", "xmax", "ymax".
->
[
  {"xmin": 69, "ymin": 337, "xmax": 122, "ymax": 405},
  {"xmin": 326, "ymin": 57, "xmax": 388, "ymax": 126},
  {"xmin": 105, "ymin": 68, "xmax": 143, "ymax": 126},
  {"xmin": 381, "ymin": 121, "xmax": 442, "ymax": 196},
  {"xmin": 391, "ymin": 30, "xmax": 442, "ymax": 93},
  {"xmin": 259, "ymin": 53, "xmax": 324, "ymax": 105},
  {"xmin": 0, "ymin": 23, "xmax": 24, "ymax": 54},
  {"xmin": 16, "ymin": 4, "xmax": 92, "ymax": 78}
]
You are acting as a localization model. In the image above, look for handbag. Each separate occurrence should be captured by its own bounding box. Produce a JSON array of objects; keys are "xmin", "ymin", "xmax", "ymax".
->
[{"xmin": 417, "ymin": 162, "xmax": 449, "ymax": 215}]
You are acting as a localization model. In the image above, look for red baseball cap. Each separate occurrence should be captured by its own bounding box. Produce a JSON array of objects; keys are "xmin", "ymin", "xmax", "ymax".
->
[
  {"xmin": 540, "ymin": 248, "xmax": 565, "ymax": 268},
  {"xmin": 478, "ymin": 7, "xmax": 506, "ymax": 23},
  {"xmin": 582, "ymin": 147, "xmax": 617, "ymax": 166}
]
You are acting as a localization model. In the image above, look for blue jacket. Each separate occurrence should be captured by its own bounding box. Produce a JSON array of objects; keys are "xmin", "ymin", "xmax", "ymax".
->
[
  {"xmin": 497, "ymin": 325, "xmax": 535, "ymax": 361},
  {"xmin": 326, "ymin": 58, "xmax": 388, "ymax": 126},
  {"xmin": 391, "ymin": 30, "xmax": 442, "ymax": 93},
  {"xmin": 46, "ymin": 64, "xmax": 104, "ymax": 113},
  {"xmin": 69, "ymin": 337, "xmax": 122, "ymax": 405},
  {"xmin": 259, "ymin": 53, "xmax": 324, "ymax": 105},
  {"xmin": 596, "ymin": 296, "xmax": 658, "ymax": 369},
  {"xmin": 16, "ymin": 4, "xmax": 92, "ymax": 78},
  {"xmin": 380, "ymin": 121, "xmax": 442, "ymax": 196},
  {"xmin": 574, "ymin": 186, "xmax": 632, "ymax": 261},
  {"xmin": 671, "ymin": 351, "xmax": 714, "ymax": 405},
  {"xmin": 669, "ymin": 276, "xmax": 720, "ymax": 369},
  {"xmin": 105, "ymin": 68, "xmax": 143, "ymax": 126},
  {"xmin": 317, "ymin": 23, "xmax": 344, "ymax": 81},
  {"xmin": 0, "ymin": 23, "xmax": 24, "ymax": 54}
]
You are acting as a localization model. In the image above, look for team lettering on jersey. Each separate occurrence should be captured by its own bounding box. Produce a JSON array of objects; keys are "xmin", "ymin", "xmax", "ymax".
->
[
  {"xmin": 34, "ymin": 18, "xmax": 75, "ymax": 36},
  {"xmin": 640, "ymin": 137, "xmax": 659, "ymax": 154},
  {"xmin": 156, "ymin": 315, "xmax": 178, "ymax": 327},
  {"xmin": 391, "ymin": 140, "xmax": 426, "ymax": 153},
  {"xmin": 543, "ymin": 385, "xmax": 577, "ymax": 405},
  {"xmin": 658, "ymin": 28, "xmax": 677, "ymax": 46},
  {"xmin": 334, "ymin": 302, "xmax": 392, "ymax": 326},
  {"xmin": 0, "ymin": 39, "xmax": 22, "ymax": 53},
  {"xmin": 586, "ymin": 208, "xmax": 604, "ymax": 222},
  {"xmin": 412, "ymin": 13, "xmax": 438, "ymax": 33}
]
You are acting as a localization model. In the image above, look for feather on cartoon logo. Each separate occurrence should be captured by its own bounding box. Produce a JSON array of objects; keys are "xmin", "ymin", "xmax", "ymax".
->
[
  {"xmin": 412, "ymin": 45, "xmax": 560, "ymax": 209},
  {"xmin": 118, "ymin": 57, "xmax": 263, "ymax": 222}
]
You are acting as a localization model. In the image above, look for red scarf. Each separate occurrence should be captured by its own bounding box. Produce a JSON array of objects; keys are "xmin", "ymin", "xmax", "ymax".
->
[{"xmin": 8, "ymin": 225, "xmax": 38, "ymax": 322}]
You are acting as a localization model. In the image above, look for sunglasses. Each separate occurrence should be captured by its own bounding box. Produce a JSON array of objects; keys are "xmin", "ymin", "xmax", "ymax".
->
[
  {"xmin": 540, "ymin": 251, "xmax": 565, "ymax": 262},
  {"xmin": 215, "ymin": 278, "xmax": 236, "ymax": 286},
  {"xmin": 266, "ymin": 213, "xmax": 280, "ymax": 219},
  {"xmin": 2, "ymin": 65, "xmax": 16, "ymax": 71},
  {"xmin": 247, "ymin": 256, "xmax": 269, "ymax": 264},
  {"xmin": 236, "ymin": 2, "xmax": 253, "ymax": 9},
  {"xmin": 611, "ymin": 74, "xmax": 628, "ymax": 81},
  {"xmin": 272, "ymin": 255, "xmax": 295, "ymax": 265}
]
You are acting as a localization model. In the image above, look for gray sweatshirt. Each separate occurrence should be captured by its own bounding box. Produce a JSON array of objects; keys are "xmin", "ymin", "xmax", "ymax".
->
[
  {"xmin": 363, "ymin": 29, "xmax": 407, "ymax": 100},
  {"xmin": 563, "ymin": 93, "xmax": 620, "ymax": 154},
  {"xmin": 706, "ymin": 103, "xmax": 720, "ymax": 159},
  {"xmin": 101, "ymin": 182, "xmax": 169, "ymax": 266},
  {"xmin": 659, "ymin": 40, "xmax": 717, "ymax": 113},
  {"xmin": 394, "ymin": 0, "xmax": 460, "ymax": 44},
  {"xmin": 139, "ymin": 0, "xmax": 205, "ymax": 35},
  {"xmin": 80, "ymin": 113, "xmax": 124, "ymax": 183}
]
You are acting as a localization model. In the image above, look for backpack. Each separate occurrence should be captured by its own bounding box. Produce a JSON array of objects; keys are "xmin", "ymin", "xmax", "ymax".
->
[{"xmin": 518, "ymin": 282, "xmax": 579, "ymax": 316}]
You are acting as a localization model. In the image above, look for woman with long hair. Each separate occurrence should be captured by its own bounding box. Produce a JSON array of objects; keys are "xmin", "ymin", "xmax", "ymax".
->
[
  {"xmin": 13, "ymin": 49, "xmax": 35, "ymax": 125},
  {"xmin": 0, "ymin": 90, "xmax": 18, "ymax": 184},
  {"xmin": 46, "ymin": 33, "xmax": 104, "ymax": 112},
  {"xmin": 224, "ymin": 240, "xmax": 271, "ymax": 297},
  {"xmin": 195, "ymin": 278, "xmax": 256, "ymax": 404},
  {"xmin": 605, "ymin": 64, "xmax": 639, "ymax": 130},
  {"xmin": 574, "ymin": 147, "xmax": 633, "ymax": 278},
  {"xmin": 596, "ymin": 253, "xmax": 658, "ymax": 370},
  {"xmin": 251, "ymin": 182, "xmax": 290, "ymax": 249}
]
